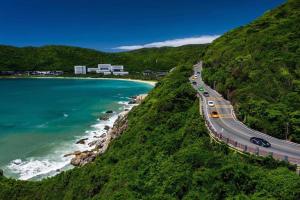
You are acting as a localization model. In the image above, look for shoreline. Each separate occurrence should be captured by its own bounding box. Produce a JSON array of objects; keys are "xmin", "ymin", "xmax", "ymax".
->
[
  {"xmin": 5, "ymin": 94, "xmax": 148, "ymax": 180},
  {"xmin": 0, "ymin": 76, "xmax": 157, "ymax": 86}
]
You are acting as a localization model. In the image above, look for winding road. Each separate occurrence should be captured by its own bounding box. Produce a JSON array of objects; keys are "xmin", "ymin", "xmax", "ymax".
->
[{"xmin": 192, "ymin": 62, "xmax": 300, "ymax": 166}]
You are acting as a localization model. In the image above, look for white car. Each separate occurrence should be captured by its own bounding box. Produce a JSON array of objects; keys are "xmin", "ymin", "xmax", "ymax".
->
[
  {"xmin": 208, "ymin": 101, "xmax": 215, "ymax": 107},
  {"xmin": 194, "ymin": 74, "xmax": 198, "ymax": 78}
]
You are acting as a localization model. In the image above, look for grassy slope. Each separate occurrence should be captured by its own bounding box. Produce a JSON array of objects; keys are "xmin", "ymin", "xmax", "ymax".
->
[
  {"xmin": 202, "ymin": 0, "xmax": 300, "ymax": 141},
  {"xmin": 0, "ymin": 65, "xmax": 300, "ymax": 200},
  {"xmin": 0, "ymin": 44, "xmax": 206, "ymax": 73}
]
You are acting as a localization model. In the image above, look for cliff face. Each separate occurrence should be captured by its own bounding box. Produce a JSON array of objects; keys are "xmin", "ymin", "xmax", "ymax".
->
[{"xmin": 202, "ymin": 0, "xmax": 300, "ymax": 141}]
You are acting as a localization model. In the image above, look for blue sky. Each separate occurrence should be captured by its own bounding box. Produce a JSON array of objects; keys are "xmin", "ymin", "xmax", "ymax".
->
[{"xmin": 0, "ymin": 0, "xmax": 285, "ymax": 52}]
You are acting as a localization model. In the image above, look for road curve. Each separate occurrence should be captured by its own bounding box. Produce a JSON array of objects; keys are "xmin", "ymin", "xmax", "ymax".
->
[{"xmin": 192, "ymin": 62, "xmax": 300, "ymax": 165}]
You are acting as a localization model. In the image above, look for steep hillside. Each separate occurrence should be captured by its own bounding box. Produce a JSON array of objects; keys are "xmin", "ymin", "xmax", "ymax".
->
[
  {"xmin": 202, "ymin": 0, "xmax": 300, "ymax": 141},
  {"xmin": 1, "ymin": 65, "xmax": 300, "ymax": 199},
  {"xmin": 0, "ymin": 44, "xmax": 206, "ymax": 73}
]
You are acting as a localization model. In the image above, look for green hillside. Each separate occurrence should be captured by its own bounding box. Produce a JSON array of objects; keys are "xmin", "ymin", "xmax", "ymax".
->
[
  {"xmin": 0, "ymin": 44, "xmax": 206, "ymax": 73},
  {"xmin": 1, "ymin": 65, "xmax": 300, "ymax": 199},
  {"xmin": 202, "ymin": 0, "xmax": 300, "ymax": 142},
  {"xmin": 1, "ymin": 0, "xmax": 300, "ymax": 199}
]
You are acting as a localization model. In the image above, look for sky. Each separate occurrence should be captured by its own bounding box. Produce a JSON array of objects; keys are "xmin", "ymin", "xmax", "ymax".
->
[{"xmin": 0, "ymin": 0, "xmax": 286, "ymax": 52}]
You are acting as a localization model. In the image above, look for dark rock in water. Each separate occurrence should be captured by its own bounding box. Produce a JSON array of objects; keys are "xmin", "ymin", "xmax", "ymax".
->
[
  {"xmin": 64, "ymin": 151, "xmax": 81, "ymax": 157},
  {"xmin": 130, "ymin": 95, "xmax": 137, "ymax": 99},
  {"xmin": 63, "ymin": 153, "xmax": 73, "ymax": 157},
  {"xmin": 128, "ymin": 100, "xmax": 137, "ymax": 104},
  {"xmin": 56, "ymin": 169, "xmax": 60, "ymax": 172},
  {"xmin": 0, "ymin": 169, "xmax": 3, "ymax": 176},
  {"xmin": 76, "ymin": 138, "xmax": 88, "ymax": 145},
  {"xmin": 124, "ymin": 109, "xmax": 129, "ymax": 111},
  {"xmin": 104, "ymin": 125, "xmax": 110, "ymax": 131},
  {"xmin": 106, "ymin": 110, "xmax": 113, "ymax": 114},
  {"xmin": 99, "ymin": 115, "xmax": 109, "ymax": 121}
]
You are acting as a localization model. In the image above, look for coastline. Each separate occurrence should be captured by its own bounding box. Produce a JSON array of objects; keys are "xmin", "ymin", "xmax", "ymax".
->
[
  {"xmin": 60, "ymin": 94, "xmax": 148, "ymax": 176},
  {"xmin": 0, "ymin": 76, "xmax": 157, "ymax": 86},
  {"xmin": 5, "ymin": 94, "xmax": 148, "ymax": 180}
]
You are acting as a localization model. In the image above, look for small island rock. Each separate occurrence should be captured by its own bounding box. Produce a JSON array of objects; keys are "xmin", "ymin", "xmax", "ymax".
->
[
  {"xmin": 76, "ymin": 138, "xmax": 88, "ymax": 145},
  {"xmin": 104, "ymin": 125, "xmax": 110, "ymax": 131}
]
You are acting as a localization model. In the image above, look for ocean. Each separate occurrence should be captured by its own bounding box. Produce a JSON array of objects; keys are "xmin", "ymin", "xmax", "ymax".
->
[{"xmin": 0, "ymin": 78, "xmax": 153, "ymax": 180}]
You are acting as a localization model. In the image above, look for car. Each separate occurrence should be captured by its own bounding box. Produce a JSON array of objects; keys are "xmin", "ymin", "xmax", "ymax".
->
[
  {"xmin": 197, "ymin": 72, "xmax": 200, "ymax": 75},
  {"xmin": 250, "ymin": 137, "xmax": 271, "ymax": 148},
  {"xmin": 211, "ymin": 111, "xmax": 219, "ymax": 118},
  {"xmin": 192, "ymin": 81, "xmax": 197, "ymax": 85},
  {"xmin": 194, "ymin": 74, "xmax": 198, "ymax": 78},
  {"xmin": 203, "ymin": 91, "xmax": 209, "ymax": 97},
  {"xmin": 198, "ymin": 87, "xmax": 204, "ymax": 92},
  {"xmin": 208, "ymin": 101, "xmax": 214, "ymax": 107}
]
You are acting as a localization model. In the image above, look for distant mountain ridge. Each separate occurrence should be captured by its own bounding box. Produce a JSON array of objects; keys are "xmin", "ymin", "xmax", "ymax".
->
[
  {"xmin": 203, "ymin": 0, "xmax": 300, "ymax": 141},
  {"xmin": 0, "ymin": 44, "xmax": 207, "ymax": 73}
]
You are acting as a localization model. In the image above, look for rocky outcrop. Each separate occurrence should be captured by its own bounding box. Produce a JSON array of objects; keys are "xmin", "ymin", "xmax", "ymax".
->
[
  {"xmin": 128, "ymin": 100, "xmax": 137, "ymax": 104},
  {"xmin": 108, "ymin": 113, "xmax": 128, "ymax": 140},
  {"xmin": 68, "ymin": 93, "xmax": 146, "ymax": 167},
  {"xmin": 70, "ymin": 151, "xmax": 96, "ymax": 166},
  {"xmin": 68, "ymin": 112, "xmax": 128, "ymax": 167},
  {"xmin": 135, "ymin": 94, "xmax": 147, "ymax": 104},
  {"xmin": 99, "ymin": 115, "xmax": 110, "ymax": 121},
  {"xmin": 128, "ymin": 94, "xmax": 147, "ymax": 104}
]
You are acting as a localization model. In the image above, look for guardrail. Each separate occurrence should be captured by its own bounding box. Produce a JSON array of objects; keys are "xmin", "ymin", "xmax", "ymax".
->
[{"xmin": 197, "ymin": 93, "xmax": 300, "ymax": 167}]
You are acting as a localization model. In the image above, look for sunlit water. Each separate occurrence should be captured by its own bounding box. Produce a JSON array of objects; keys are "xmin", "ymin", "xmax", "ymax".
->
[{"xmin": 0, "ymin": 78, "xmax": 152, "ymax": 180}]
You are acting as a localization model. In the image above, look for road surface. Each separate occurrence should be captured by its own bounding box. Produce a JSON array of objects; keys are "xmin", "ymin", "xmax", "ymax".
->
[{"xmin": 192, "ymin": 62, "xmax": 300, "ymax": 165}]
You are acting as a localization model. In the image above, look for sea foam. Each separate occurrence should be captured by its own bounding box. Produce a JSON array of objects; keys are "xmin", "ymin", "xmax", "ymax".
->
[{"xmin": 6, "ymin": 99, "xmax": 132, "ymax": 180}]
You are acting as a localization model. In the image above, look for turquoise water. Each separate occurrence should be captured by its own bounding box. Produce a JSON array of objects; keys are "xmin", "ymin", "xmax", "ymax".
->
[{"xmin": 0, "ymin": 78, "xmax": 152, "ymax": 179}]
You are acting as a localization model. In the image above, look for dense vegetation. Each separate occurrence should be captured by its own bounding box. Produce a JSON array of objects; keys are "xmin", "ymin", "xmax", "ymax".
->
[
  {"xmin": 1, "ymin": 0, "xmax": 300, "ymax": 199},
  {"xmin": 202, "ymin": 0, "xmax": 300, "ymax": 142},
  {"xmin": 0, "ymin": 44, "xmax": 206, "ymax": 73},
  {"xmin": 1, "ymin": 65, "xmax": 300, "ymax": 199}
]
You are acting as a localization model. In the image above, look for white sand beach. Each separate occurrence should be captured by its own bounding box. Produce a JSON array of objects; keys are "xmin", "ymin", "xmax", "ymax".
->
[{"xmin": 25, "ymin": 76, "xmax": 157, "ymax": 86}]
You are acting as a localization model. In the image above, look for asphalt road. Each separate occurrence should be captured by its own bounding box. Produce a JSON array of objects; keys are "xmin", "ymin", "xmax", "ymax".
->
[{"xmin": 192, "ymin": 62, "xmax": 300, "ymax": 164}]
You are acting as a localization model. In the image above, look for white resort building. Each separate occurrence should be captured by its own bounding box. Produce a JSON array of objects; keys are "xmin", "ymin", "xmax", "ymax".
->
[
  {"xmin": 75, "ymin": 64, "xmax": 129, "ymax": 75},
  {"xmin": 97, "ymin": 64, "xmax": 113, "ymax": 75},
  {"xmin": 74, "ymin": 66, "xmax": 87, "ymax": 74}
]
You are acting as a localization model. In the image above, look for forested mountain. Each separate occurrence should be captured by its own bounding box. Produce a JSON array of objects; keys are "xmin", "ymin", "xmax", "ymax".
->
[
  {"xmin": 0, "ymin": 44, "xmax": 206, "ymax": 73},
  {"xmin": 203, "ymin": 0, "xmax": 300, "ymax": 142}
]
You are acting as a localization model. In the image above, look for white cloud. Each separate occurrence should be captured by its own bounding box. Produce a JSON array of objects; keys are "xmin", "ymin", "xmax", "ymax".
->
[{"xmin": 115, "ymin": 35, "xmax": 220, "ymax": 50}]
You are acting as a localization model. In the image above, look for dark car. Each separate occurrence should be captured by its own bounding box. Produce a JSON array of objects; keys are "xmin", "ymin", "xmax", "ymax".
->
[
  {"xmin": 197, "ymin": 72, "xmax": 200, "ymax": 74},
  {"xmin": 203, "ymin": 91, "xmax": 209, "ymax": 97},
  {"xmin": 250, "ymin": 137, "xmax": 271, "ymax": 148},
  {"xmin": 192, "ymin": 81, "xmax": 197, "ymax": 85}
]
